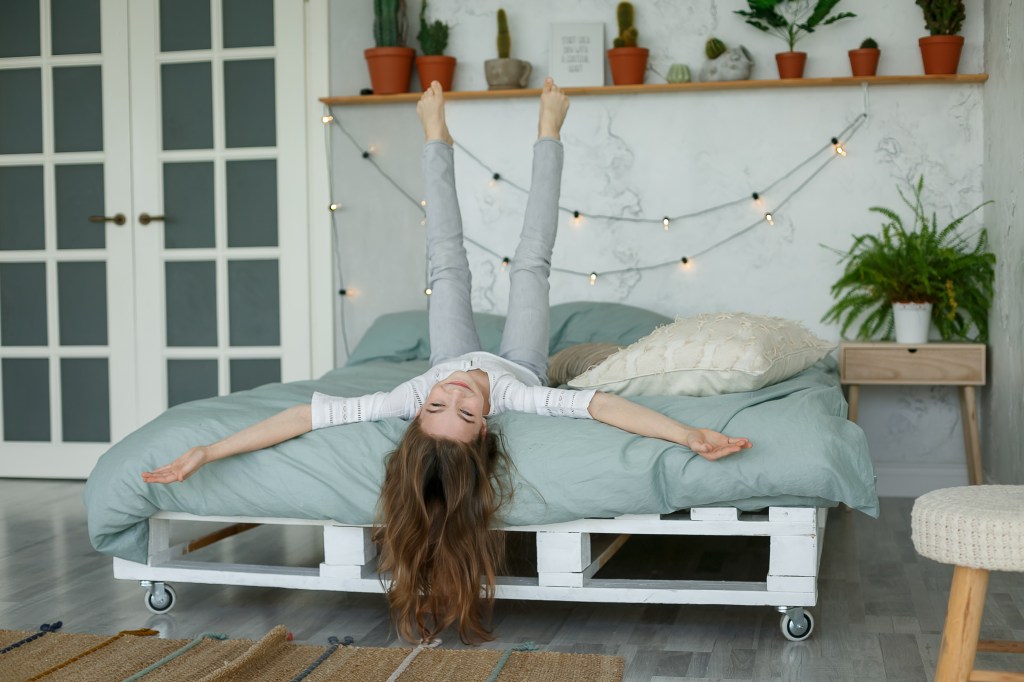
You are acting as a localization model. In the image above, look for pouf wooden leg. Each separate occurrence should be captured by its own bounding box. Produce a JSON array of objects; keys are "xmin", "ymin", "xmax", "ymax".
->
[{"xmin": 936, "ymin": 565, "xmax": 989, "ymax": 682}]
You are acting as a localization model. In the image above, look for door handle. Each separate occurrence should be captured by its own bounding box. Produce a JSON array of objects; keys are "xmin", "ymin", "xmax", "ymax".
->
[
  {"xmin": 139, "ymin": 213, "xmax": 165, "ymax": 225},
  {"xmin": 89, "ymin": 213, "xmax": 126, "ymax": 226}
]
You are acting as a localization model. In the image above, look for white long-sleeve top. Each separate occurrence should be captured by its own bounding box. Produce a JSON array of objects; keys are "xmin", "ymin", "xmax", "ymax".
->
[{"xmin": 311, "ymin": 351, "xmax": 596, "ymax": 430}]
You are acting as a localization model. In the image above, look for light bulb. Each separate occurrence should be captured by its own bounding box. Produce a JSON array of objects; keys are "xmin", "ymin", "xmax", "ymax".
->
[
  {"xmin": 420, "ymin": 218, "xmax": 426, "ymax": 226},
  {"xmin": 420, "ymin": 199, "xmax": 427, "ymax": 207},
  {"xmin": 765, "ymin": 212, "xmax": 775, "ymax": 225},
  {"xmin": 835, "ymin": 144, "xmax": 847, "ymax": 157},
  {"xmin": 662, "ymin": 217, "xmax": 670, "ymax": 230},
  {"xmin": 501, "ymin": 257, "xmax": 510, "ymax": 270},
  {"xmin": 424, "ymin": 287, "xmax": 432, "ymax": 296},
  {"xmin": 329, "ymin": 202, "xmax": 340, "ymax": 211},
  {"xmin": 589, "ymin": 272, "xmax": 597, "ymax": 286},
  {"xmin": 321, "ymin": 114, "xmax": 334, "ymax": 124}
]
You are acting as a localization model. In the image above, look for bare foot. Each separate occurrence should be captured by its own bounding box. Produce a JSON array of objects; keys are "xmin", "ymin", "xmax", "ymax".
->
[
  {"xmin": 538, "ymin": 77, "xmax": 570, "ymax": 140},
  {"xmin": 416, "ymin": 81, "xmax": 453, "ymax": 144}
]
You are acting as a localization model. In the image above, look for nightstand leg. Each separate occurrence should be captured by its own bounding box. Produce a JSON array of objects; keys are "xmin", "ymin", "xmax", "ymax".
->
[
  {"xmin": 847, "ymin": 385, "xmax": 860, "ymax": 423},
  {"xmin": 959, "ymin": 386, "xmax": 983, "ymax": 485}
]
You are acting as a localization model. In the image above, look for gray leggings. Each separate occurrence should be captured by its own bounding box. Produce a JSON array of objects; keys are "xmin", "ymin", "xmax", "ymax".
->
[{"xmin": 422, "ymin": 138, "xmax": 563, "ymax": 384}]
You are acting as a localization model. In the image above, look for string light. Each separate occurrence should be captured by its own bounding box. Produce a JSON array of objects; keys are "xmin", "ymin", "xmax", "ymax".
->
[
  {"xmin": 424, "ymin": 287, "xmax": 432, "ymax": 296},
  {"xmin": 324, "ymin": 109, "xmax": 867, "ymax": 286},
  {"xmin": 501, "ymin": 256, "xmax": 510, "ymax": 270},
  {"xmin": 329, "ymin": 202, "xmax": 340, "ymax": 211},
  {"xmin": 338, "ymin": 288, "xmax": 347, "ymax": 296},
  {"xmin": 321, "ymin": 114, "xmax": 334, "ymax": 124}
]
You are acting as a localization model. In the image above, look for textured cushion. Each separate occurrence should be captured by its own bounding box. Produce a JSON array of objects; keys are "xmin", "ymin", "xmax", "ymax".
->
[
  {"xmin": 568, "ymin": 312, "xmax": 835, "ymax": 397},
  {"xmin": 548, "ymin": 343, "xmax": 622, "ymax": 386},
  {"xmin": 911, "ymin": 485, "xmax": 1024, "ymax": 571}
]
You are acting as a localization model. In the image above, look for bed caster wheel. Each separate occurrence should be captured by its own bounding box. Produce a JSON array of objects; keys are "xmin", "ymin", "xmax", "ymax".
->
[
  {"xmin": 780, "ymin": 609, "xmax": 814, "ymax": 642},
  {"xmin": 143, "ymin": 582, "xmax": 176, "ymax": 614}
]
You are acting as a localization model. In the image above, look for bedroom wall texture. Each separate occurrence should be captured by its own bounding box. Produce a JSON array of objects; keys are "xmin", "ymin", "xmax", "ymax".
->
[
  {"xmin": 327, "ymin": 1, "xmax": 988, "ymax": 496},
  {"xmin": 982, "ymin": 1, "xmax": 1024, "ymax": 486}
]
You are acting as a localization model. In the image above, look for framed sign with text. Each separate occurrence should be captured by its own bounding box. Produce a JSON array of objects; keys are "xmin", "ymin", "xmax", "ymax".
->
[{"xmin": 548, "ymin": 23, "xmax": 605, "ymax": 87}]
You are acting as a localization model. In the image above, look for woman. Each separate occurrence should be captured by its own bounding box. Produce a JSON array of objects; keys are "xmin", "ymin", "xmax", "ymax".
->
[{"xmin": 143, "ymin": 79, "xmax": 752, "ymax": 643}]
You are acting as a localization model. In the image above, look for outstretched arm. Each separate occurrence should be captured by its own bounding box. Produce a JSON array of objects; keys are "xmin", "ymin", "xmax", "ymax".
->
[
  {"xmin": 587, "ymin": 392, "xmax": 752, "ymax": 461},
  {"xmin": 141, "ymin": 404, "xmax": 312, "ymax": 484}
]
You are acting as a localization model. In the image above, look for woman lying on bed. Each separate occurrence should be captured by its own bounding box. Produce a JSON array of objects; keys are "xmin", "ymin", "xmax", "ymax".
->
[{"xmin": 143, "ymin": 80, "xmax": 752, "ymax": 644}]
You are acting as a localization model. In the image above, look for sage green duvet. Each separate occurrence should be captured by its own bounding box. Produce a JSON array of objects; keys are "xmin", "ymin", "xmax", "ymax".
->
[{"xmin": 85, "ymin": 303, "xmax": 877, "ymax": 564}]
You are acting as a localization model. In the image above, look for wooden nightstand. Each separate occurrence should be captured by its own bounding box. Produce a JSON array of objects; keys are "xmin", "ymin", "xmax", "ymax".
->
[{"xmin": 839, "ymin": 342, "xmax": 987, "ymax": 485}]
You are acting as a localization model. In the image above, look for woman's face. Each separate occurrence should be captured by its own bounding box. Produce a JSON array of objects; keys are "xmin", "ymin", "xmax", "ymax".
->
[{"xmin": 418, "ymin": 372, "xmax": 487, "ymax": 443}]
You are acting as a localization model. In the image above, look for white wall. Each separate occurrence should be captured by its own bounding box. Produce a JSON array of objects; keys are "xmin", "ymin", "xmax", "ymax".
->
[
  {"xmin": 981, "ymin": 1, "xmax": 1024, "ymax": 486},
  {"xmin": 326, "ymin": 0, "xmax": 987, "ymax": 496}
]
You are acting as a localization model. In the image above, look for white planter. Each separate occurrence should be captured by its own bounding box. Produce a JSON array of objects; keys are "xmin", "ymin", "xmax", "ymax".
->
[{"xmin": 892, "ymin": 302, "xmax": 933, "ymax": 343}]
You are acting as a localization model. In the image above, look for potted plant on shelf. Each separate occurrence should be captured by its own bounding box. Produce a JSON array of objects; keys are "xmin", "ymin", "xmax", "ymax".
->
[
  {"xmin": 365, "ymin": 0, "xmax": 415, "ymax": 95},
  {"xmin": 822, "ymin": 177, "xmax": 994, "ymax": 344},
  {"xmin": 607, "ymin": 1, "xmax": 648, "ymax": 85},
  {"xmin": 416, "ymin": 0, "xmax": 455, "ymax": 92},
  {"xmin": 484, "ymin": 9, "xmax": 531, "ymax": 90},
  {"xmin": 735, "ymin": 0, "xmax": 856, "ymax": 79},
  {"xmin": 916, "ymin": 0, "xmax": 966, "ymax": 75},
  {"xmin": 849, "ymin": 37, "xmax": 880, "ymax": 77}
]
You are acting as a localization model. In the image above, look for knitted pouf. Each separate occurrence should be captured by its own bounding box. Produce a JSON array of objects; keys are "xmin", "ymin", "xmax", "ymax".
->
[{"xmin": 911, "ymin": 485, "xmax": 1024, "ymax": 572}]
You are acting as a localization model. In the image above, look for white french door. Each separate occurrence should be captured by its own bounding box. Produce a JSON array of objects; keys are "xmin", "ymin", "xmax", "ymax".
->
[{"xmin": 0, "ymin": 0, "xmax": 313, "ymax": 478}]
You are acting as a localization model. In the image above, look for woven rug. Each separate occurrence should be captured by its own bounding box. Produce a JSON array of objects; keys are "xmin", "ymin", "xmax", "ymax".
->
[{"xmin": 0, "ymin": 624, "xmax": 624, "ymax": 681}]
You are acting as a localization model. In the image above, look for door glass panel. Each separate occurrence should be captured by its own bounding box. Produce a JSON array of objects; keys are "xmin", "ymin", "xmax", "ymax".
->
[
  {"xmin": 0, "ymin": 263, "xmax": 47, "ymax": 346},
  {"xmin": 228, "ymin": 260, "xmax": 279, "ymax": 346},
  {"xmin": 61, "ymin": 358, "xmax": 109, "ymax": 441},
  {"xmin": 2, "ymin": 358, "xmax": 50, "ymax": 441},
  {"xmin": 161, "ymin": 62, "xmax": 213, "ymax": 150},
  {"xmin": 0, "ymin": 166, "xmax": 45, "ymax": 250},
  {"xmin": 56, "ymin": 164, "xmax": 105, "ymax": 249},
  {"xmin": 165, "ymin": 261, "xmax": 217, "ymax": 347},
  {"xmin": 227, "ymin": 160, "xmax": 277, "ymax": 247},
  {"xmin": 0, "ymin": 69, "xmax": 43, "ymax": 154},
  {"xmin": 53, "ymin": 66, "xmax": 104, "ymax": 152},
  {"xmin": 51, "ymin": 0, "xmax": 101, "ymax": 55},
  {"xmin": 160, "ymin": 0, "xmax": 211, "ymax": 52},
  {"xmin": 230, "ymin": 358, "xmax": 280, "ymax": 392},
  {"xmin": 0, "ymin": 0, "xmax": 41, "ymax": 58},
  {"xmin": 164, "ymin": 162, "xmax": 215, "ymax": 249},
  {"xmin": 58, "ymin": 262, "xmax": 107, "ymax": 346},
  {"xmin": 224, "ymin": 59, "xmax": 275, "ymax": 148},
  {"xmin": 223, "ymin": 0, "xmax": 274, "ymax": 48},
  {"xmin": 167, "ymin": 359, "xmax": 217, "ymax": 406}
]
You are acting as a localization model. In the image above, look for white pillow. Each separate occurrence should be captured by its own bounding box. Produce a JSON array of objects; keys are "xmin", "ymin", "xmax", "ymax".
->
[{"xmin": 567, "ymin": 312, "xmax": 835, "ymax": 397}]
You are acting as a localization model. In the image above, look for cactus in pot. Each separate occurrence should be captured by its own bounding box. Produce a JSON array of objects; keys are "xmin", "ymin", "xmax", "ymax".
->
[
  {"xmin": 365, "ymin": 0, "xmax": 414, "ymax": 95},
  {"xmin": 607, "ymin": 1, "xmax": 648, "ymax": 85},
  {"xmin": 484, "ymin": 8, "xmax": 531, "ymax": 90}
]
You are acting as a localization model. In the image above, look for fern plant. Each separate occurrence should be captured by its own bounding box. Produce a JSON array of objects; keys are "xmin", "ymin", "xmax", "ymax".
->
[
  {"xmin": 822, "ymin": 177, "xmax": 995, "ymax": 342},
  {"xmin": 735, "ymin": 0, "xmax": 855, "ymax": 51}
]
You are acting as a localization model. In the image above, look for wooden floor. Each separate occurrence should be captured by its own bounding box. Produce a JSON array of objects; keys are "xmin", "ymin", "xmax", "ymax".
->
[{"xmin": 1, "ymin": 481, "xmax": 1022, "ymax": 682}]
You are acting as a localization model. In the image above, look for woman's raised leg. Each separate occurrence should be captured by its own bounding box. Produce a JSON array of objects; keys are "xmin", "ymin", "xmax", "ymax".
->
[
  {"xmin": 499, "ymin": 79, "xmax": 570, "ymax": 383},
  {"xmin": 418, "ymin": 82, "xmax": 482, "ymax": 365}
]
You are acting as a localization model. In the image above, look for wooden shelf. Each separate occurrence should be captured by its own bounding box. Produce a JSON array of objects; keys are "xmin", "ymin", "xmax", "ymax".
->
[{"xmin": 321, "ymin": 74, "xmax": 988, "ymax": 106}]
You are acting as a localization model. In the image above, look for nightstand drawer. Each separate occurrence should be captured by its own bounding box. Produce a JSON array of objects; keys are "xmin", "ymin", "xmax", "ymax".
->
[{"xmin": 840, "ymin": 344, "xmax": 986, "ymax": 385}]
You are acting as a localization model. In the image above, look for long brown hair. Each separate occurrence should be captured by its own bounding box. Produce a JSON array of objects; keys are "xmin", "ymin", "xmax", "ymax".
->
[{"xmin": 375, "ymin": 418, "xmax": 513, "ymax": 643}]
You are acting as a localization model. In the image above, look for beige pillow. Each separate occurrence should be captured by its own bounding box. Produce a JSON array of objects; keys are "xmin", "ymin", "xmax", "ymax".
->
[
  {"xmin": 567, "ymin": 312, "xmax": 835, "ymax": 397},
  {"xmin": 548, "ymin": 343, "xmax": 622, "ymax": 386}
]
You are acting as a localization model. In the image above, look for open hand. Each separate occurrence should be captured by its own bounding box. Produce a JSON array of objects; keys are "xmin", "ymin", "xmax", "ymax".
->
[
  {"xmin": 684, "ymin": 429, "xmax": 752, "ymax": 461},
  {"xmin": 142, "ymin": 446, "xmax": 209, "ymax": 484}
]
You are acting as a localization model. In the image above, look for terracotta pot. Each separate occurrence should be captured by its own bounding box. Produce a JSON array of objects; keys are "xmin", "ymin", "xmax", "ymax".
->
[
  {"xmin": 775, "ymin": 51, "xmax": 807, "ymax": 79},
  {"xmin": 484, "ymin": 58, "xmax": 532, "ymax": 90},
  {"xmin": 607, "ymin": 47, "xmax": 649, "ymax": 85},
  {"xmin": 919, "ymin": 35, "xmax": 964, "ymax": 75},
  {"xmin": 416, "ymin": 55, "xmax": 456, "ymax": 92},
  {"xmin": 364, "ymin": 46, "xmax": 415, "ymax": 95},
  {"xmin": 848, "ymin": 48, "xmax": 880, "ymax": 77}
]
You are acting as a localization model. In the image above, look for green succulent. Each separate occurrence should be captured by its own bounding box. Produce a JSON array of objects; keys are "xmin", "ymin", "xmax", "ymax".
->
[
  {"xmin": 822, "ymin": 177, "xmax": 995, "ymax": 342},
  {"xmin": 916, "ymin": 0, "xmax": 965, "ymax": 35},
  {"xmin": 706, "ymin": 37, "xmax": 727, "ymax": 60},
  {"xmin": 613, "ymin": 2, "xmax": 639, "ymax": 48},
  {"xmin": 497, "ymin": 8, "xmax": 510, "ymax": 58},
  {"xmin": 373, "ymin": 0, "xmax": 407, "ymax": 48},
  {"xmin": 417, "ymin": 0, "xmax": 449, "ymax": 56},
  {"xmin": 860, "ymin": 37, "xmax": 878, "ymax": 49}
]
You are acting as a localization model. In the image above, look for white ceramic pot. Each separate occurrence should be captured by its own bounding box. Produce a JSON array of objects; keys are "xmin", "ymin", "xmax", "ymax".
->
[{"xmin": 892, "ymin": 302, "xmax": 933, "ymax": 344}]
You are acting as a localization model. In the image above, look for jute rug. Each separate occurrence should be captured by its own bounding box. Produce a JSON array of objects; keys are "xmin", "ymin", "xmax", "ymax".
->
[{"xmin": 0, "ymin": 623, "xmax": 624, "ymax": 681}]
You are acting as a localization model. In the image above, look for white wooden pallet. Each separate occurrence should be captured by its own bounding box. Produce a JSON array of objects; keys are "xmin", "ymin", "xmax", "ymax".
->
[{"xmin": 113, "ymin": 505, "xmax": 827, "ymax": 638}]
